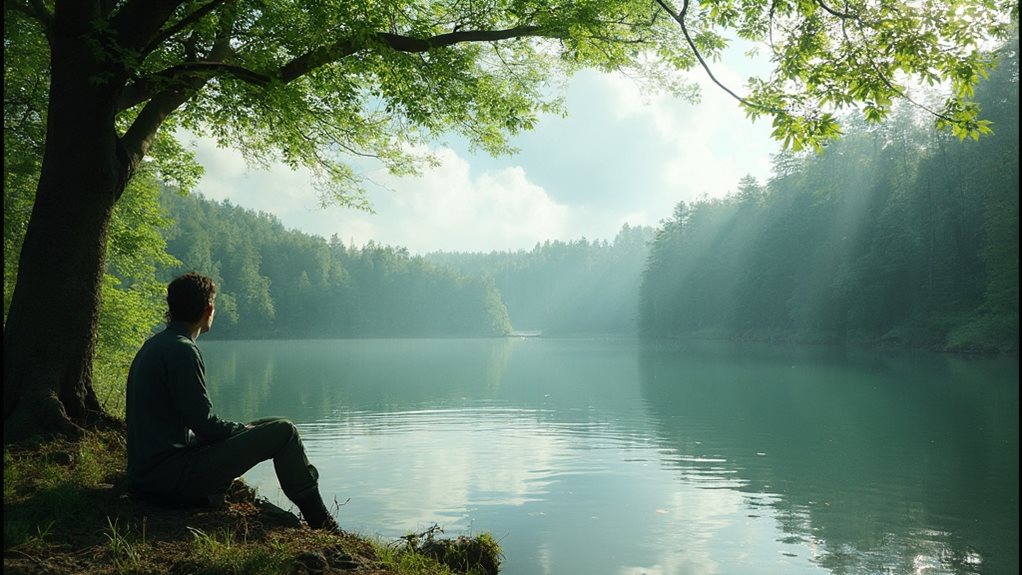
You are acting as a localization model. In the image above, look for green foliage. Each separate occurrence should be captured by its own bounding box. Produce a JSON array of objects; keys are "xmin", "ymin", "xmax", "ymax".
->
[
  {"xmin": 732, "ymin": 0, "xmax": 1013, "ymax": 148},
  {"xmin": 158, "ymin": 0, "xmax": 683, "ymax": 206},
  {"xmin": 9, "ymin": 0, "xmax": 1011, "ymax": 219},
  {"xmin": 94, "ymin": 175, "xmax": 182, "ymax": 417},
  {"xmin": 640, "ymin": 37, "xmax": 1018, "ymax": 350},
  {"xmin": 3, "ymin": 7, "xmax": 48, "ymax": 321},
  {"xmin": 416, "ymin": 533, "xmax": 502, "ymax": 575}
]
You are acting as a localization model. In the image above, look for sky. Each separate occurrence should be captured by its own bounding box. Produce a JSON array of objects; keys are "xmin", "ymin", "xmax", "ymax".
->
[{"xmin": 186, "ymin": 46, "xmax": 780, "ymax": 255}]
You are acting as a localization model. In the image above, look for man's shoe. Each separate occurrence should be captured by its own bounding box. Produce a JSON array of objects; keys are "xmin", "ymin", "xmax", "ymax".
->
[
  {"xmin": 295, "ymin": 489, "xmax": 341, "ymax": 533},
  {"xmin": 317, "ymin": 514, "xmax": 342, "ymax": 534}
]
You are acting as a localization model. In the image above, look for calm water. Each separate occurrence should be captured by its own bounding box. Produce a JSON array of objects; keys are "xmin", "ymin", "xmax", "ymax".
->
[{"xmin": 201, "ymin": 338, "xmax": 1019, "ymax": 575}]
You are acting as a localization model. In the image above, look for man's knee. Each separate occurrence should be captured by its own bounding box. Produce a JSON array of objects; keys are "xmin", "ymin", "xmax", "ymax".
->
[{"xmin": 260, "ymin": 417, "xmax": 298, "ymax": 444}]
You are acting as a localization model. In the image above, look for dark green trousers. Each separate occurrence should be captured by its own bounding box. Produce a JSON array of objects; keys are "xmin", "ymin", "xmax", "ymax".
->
[{"xmin": 171, "ymin": 417, "xmax": 320, "ymax": 504}]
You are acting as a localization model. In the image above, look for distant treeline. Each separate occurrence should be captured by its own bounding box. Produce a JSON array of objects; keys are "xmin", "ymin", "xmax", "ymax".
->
[
  {"xmin": 160, "ymin": 191, "xmax": 511, "ymax": 338},
  {"xmin": 160, "ymin": 185, "xmax": 653, "ymax": 338},
  {"xmin": 641, "ymin": 40, "xmax": 1018, "ymax": 351},
  {"xmin": 427, "ymin": 224, "xmax": 654, "ymax": 335}
]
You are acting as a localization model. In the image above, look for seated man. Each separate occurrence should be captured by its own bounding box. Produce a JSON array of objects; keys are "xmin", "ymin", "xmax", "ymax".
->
[{"xmin": 126, "ymin": 272, "xmax": 339, "ymax": 532}]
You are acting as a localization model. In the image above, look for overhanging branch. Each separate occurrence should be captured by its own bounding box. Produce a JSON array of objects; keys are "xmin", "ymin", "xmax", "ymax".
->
[
  {"xmin": 121, "ymin": 25, "xmax": 564, "ymax": 110},
  {"xmin": 654, "ymin": 0, "xmax": 781, "ymax": 114},
  {"xmin": 377, "ymin": 26, "xmax": 554, "ymax": 52},
  {"xmin": 280, "ymin": 25, "xmax": 557, "ymax": 82},
  {"xmin": 117, "ymin": 22, "xmax": 569, "ymax": 169}
]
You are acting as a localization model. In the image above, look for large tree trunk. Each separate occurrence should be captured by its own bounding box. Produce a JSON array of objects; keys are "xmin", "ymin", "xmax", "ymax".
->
[{"xmin": 3, "ymin": 15, "xmax": 128, "ymax": 442}]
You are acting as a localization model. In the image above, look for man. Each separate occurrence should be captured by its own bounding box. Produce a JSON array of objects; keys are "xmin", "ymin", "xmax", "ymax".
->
[{"xmin": 126, "ymin": 272, "xmax": 339, "ymax": 532}]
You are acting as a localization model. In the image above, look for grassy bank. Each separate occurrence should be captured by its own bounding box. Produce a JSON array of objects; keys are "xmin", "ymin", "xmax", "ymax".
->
[{"xmin": 3, "ymin": 431, "xmax": 501, "ymax": 575}]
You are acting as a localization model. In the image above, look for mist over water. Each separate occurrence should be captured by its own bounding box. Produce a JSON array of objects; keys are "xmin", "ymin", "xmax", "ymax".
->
[{"xmin": 204, "ymin": 338, "xmax": 1018, "ymax": 575}]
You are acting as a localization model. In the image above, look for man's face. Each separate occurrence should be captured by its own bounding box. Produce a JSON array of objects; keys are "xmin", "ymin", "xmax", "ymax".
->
[{"xmin": 200, "ymin": 299, "xmax": 216, "ymax": 334}]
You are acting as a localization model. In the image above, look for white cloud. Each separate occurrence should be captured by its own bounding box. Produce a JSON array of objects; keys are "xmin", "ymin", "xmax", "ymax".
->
[
  {"xmin": 601, "ymin": 54, "xmax": 777, "ymax": 210},
  {"xmin": 183, "ymin": 49, "xmax": 780, "ymax": 254},
  {"xmin": 188, "ymin": 134, "xmax": 575, "ymax": 253},
  {"xmin": 371, "ymin": 149, "xmax": 572, "ymax": 253},
  {"xmin": 187, "ymin": 133, "xmax": 318, "ymax": 215}
]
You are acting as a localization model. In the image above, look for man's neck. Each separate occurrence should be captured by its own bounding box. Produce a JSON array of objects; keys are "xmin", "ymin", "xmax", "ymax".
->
[{"xmin": 169, "ymin": 321, "xmax": 204, "ymax": 341}]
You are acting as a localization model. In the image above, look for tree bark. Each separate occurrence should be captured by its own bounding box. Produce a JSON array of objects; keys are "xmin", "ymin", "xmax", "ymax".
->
[{"xmin": 3, "ymin": 12, "xmax": 128, "ymax": 442}]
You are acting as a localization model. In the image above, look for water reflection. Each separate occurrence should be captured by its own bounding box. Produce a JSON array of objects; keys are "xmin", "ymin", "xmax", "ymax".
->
[
  {"xmin": 204, "ymin": 338, "xmax": 516, "ymax": 421},
  {"xmin": 638, "ymin": 341, "xmax": 1019, "ymax": 575},
  {"xmin": 201, "ymin": 338, "xmax": 1018, "ymax": 575}
]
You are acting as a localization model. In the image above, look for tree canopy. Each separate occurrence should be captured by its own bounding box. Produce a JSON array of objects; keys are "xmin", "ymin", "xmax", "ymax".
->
[{"xmin": 6, "ymin": 0, "xmax": 1017, "ymax": 206}]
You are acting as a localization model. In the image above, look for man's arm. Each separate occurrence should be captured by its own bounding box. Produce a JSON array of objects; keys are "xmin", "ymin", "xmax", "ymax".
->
[{"xmin": 168, "ymin": 343, "xmax": 246, "ymax": 443}]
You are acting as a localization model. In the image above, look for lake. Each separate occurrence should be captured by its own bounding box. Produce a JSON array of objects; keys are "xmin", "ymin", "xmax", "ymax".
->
[{"xmin": 201, "ymin": 338, "xmax": 1019, "ymax": 575}]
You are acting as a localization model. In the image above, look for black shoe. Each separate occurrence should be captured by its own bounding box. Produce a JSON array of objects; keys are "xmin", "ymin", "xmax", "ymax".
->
[
  {"xmin": 317, "ymin": 514, "xmax": 342, "ymax": 534},
  {"xmin": 295, "ymin": 490, "xmax": 341, "ymax": 533}
]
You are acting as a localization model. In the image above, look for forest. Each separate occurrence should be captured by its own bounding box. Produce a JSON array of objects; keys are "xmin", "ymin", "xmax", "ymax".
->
[
  {"xmin": 641, "ymin": 38, "xmax": 1018, "ymax": 352},
  {"xmin": 158, "ymin": 190, "xmax": 512, "ymax": 338}
]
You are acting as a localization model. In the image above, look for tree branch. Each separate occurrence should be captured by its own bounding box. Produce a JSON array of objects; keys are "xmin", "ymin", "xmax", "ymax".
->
[
  {"xmin": 117, "ymin": 62, "xmax": 269, "ymax": 111},
  {"xmin": 654, "ymin": 0, "xmax": 781, "ymax": 114},
  {"xmin": 123, "ymin": 24, "xmax": 563, "ymax": 109},
  {"xmin": 278, "ymin": 38, "xmax": 361, "ymax": 84},
  {"xmin": 119, "ymin": 23, "xmax": 564, "ymax": 128},
  {"xmin": 378, "ymin": 26, "xmax": 556, "ymax": 52},
  {"xmin": 119, "ymin": 89, "xmax": 194, "ymax": 186},
  {"xmin": 143, "ymin": 0, "xmax": 231, "ymax": 55},
  {"xmin": 119, "ymin": 9, "xmax": 237, "ymax": 182},
  {"xmin": 109, "ymin": 0, "xmax": 184, "ymax": 54},
  {"xmin": 813, "ymin": 0, "xmax": 856, "ymax": 20},
  {"xmin": 280, "ymin": 26, "xmax": 558, "ymax": 82}
]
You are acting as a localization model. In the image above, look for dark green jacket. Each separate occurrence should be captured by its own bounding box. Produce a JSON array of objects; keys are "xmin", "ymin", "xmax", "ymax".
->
[{"xmin": 126, "ymin": 322, "xmax": 245, "ymax": 494}]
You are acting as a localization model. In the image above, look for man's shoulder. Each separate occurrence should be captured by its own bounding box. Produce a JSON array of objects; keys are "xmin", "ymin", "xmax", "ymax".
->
[{"xmin": 143, "ymin": 328, "xmax": 200, "ymax": 358}]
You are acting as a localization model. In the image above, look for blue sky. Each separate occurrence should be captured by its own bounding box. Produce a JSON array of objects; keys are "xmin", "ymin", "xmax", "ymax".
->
[{"xmin": 187, "ymin": 48, "xmax": 780, "ymax": 254}]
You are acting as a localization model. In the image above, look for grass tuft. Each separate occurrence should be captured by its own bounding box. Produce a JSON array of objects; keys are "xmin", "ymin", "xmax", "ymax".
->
[
  {"xmin": 180, "ymin": 526, "xmax": 304, "ymax": 575},
  {"xmin": 385, "ymin": 524, "xmax": 503, "ymax": 575},
  {"xmin": 104, "ymin": 516, "xmax": 149, "ymax": 574}
]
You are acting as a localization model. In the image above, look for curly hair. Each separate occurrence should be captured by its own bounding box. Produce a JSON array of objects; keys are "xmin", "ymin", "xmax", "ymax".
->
[{"xmin": 165, "ymin": 272, "xmax": 217, "ymax": 324}]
